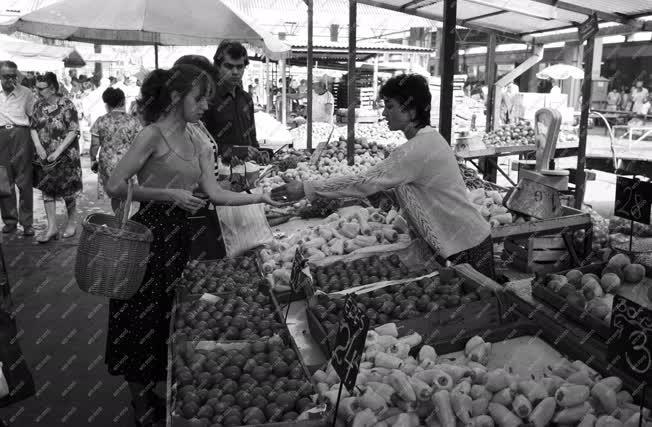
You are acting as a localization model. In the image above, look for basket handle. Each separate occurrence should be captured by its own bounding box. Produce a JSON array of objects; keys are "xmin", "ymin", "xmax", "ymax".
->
[{"xmin": 118, "ymin": 179, "xmax": 134, "ymax": 229}]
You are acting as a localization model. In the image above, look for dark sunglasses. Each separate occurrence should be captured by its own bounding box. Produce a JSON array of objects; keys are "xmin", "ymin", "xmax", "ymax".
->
[{"xmin": 0, "ymin": 74, "xmax": 17, "ymax": 80}]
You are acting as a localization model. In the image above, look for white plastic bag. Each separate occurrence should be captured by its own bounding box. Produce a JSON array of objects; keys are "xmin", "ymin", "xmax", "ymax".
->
[
  {"xmin": 0, "ymin": 362, "xmax": 9, "ymax": 398},
  {"xmin": 215, "ymin": 202, "xmax": 273, "ymax": 257}
]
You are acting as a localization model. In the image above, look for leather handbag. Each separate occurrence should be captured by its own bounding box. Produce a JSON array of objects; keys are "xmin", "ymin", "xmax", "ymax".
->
[{"xmin": 0, "ymin": 166, "xmax": 11, "ymax": 198}]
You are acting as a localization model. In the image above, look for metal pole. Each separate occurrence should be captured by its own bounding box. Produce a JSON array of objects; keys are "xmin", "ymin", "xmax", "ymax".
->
[
  {"xmin": 438, "ymin": 0, "xmax": 457, "ymax": 144},
  {"xmin": 265, "ymin": 57, "xmax": 271, "ymax": 114},
  {"xmin": 372, "ymin": 54, "xmax": 379, "ymax": 101},
  {"xmin": 306, "ymin": 0, "xmax": 314, "ymax": 150},
  {"xmin": 484, "ymin": 33, "xmax": 497, "ymax": 132},
  {"xmin": 281, "ymin": 59, "xmax": 287, "ymax": 126},
  {"xmin": 154, "ymin": 44, "xmax": 159, "ymax": 68},
  {"xmin": 575, "ymin": 36, "xmax": 595, "ymax": 209},
  {"xmin": 347, "ymin": 0, "xmax": 357, "ymax": 166}
]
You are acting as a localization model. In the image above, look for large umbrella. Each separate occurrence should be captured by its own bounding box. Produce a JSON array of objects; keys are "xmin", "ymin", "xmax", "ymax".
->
[
  {"xmin": 0, "ymin": 0, "xmax": 291, "ymax": 62},
  {"xmin": 536, "ymin": 64, "xmax": 584, "ymax": 80}
]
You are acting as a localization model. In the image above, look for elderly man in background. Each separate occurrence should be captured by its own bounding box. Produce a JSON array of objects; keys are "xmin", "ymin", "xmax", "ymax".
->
[{"xmin": 0, "ymin": 61, "xmax": 34, "ymax": 236}]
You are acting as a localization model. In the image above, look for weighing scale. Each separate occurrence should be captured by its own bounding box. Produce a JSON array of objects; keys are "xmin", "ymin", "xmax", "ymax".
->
[{"xmin": 505, "ymin": 108, "xmax": 569, "ymax": 220}]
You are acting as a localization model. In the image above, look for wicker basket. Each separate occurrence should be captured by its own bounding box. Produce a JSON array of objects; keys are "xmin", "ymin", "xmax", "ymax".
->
[{"xmin": 74, "ymin": 182, "xmax": 153, "ymax": 299}]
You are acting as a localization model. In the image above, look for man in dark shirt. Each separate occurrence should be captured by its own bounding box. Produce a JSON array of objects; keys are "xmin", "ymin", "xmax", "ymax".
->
[{"xmin": 204, "ymin": 40, "xmax": 259, "ymax": 158}]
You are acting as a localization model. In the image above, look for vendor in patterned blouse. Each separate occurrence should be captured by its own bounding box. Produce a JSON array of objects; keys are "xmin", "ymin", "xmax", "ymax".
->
[
  {"xmin": 90, "ymin": 87, "xmax": 142, "ymax": 213},
  {"xmin": 278, "ymin": 74, "xmax": 494, "ymax": 278}
]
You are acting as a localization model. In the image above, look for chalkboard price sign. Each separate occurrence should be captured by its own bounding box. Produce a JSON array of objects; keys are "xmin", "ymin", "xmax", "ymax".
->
[
  {"xmin": 331, "ymin": 295, "xmax": 370, "ymax": 392},
  {"xmin": 609, "ymin": 295, "xmax": 652, "ymax": 381},
  {"xmin": 614, "ymin": 176, "xmax": 652, "ymax": 225},
  {"xmin": 290, "ymin": 249, "xmax": 313, "ymax": 294}
]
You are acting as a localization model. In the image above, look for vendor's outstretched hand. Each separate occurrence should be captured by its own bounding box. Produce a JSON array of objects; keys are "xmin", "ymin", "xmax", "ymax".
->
[
  {"xmin": 260, "ymin": 192, "xmax": 287, "ymax": 207},
  {"xmin": 286, "ymin": 180, "xmax": 306, "ymax": 201}
]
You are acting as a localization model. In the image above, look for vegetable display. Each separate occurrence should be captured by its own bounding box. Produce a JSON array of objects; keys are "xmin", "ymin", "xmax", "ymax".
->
[
  {"xmin": 180, "ymin": 256, "xmax": 266, "ymax": 295},
  {"xmin": 313, "ymin": 327, "xmax": 648, "ymax": 427},
  {"xmin": 171, "ymin": 337, "xmax": 318, "ymax": 426},
  {"xmin": 174, "ymin": 293, "xmax": 287, "ymax": 341},
  {"xmin": 310, "ymin": 272, "xmax": 493, "ymax": 331},
  {"xmin": 260, "ymin": 206, "xmax": 412, "ymax": 290},
  {"xmin": 482, "ymin": 119, "xmax": 535, "ymax": 147},
  {"xmin": 535, "ymin": 254, "xmax": 646, "ymax": 323}
]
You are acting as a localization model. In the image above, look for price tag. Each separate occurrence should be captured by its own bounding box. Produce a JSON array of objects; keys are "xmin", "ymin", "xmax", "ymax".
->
[
  {"xmin": 609, "ymin": 295, "xmax": 652, "ymax": 381},
  {"xmin": 614, "ymin": 176, "xmax": 652, "ymax": 225},
  {"xmin": 331, "ymin": 295, "xmax": 370, "ymax": 393},
  {"xmin": 290, "ymin": 249, "xmax": 314, "ymax": 296}
]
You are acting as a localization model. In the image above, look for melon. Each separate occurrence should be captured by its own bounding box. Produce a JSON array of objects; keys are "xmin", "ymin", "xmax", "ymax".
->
[
  {"xmin": 623, "ymin": 263, "xmax": 646, "ymax": 283},
  {"xmin": 600, "ymin": 273, "xmax": 622, "ymax": 293},
  {"xmin": 608, "ymin": 253, "xmax": 631, "ymax": 270},
  {"xmin": 565, "ymin": 270, "xmax": 583, "ymax": 288}
]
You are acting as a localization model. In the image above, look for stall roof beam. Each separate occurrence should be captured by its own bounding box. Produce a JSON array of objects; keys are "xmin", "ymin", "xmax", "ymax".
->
[
  {"xmin": 357, "ymin": 0, "xmax": 518, "ymax": 36},
  {"xmin": 523, "ymin": 21, "xmax": 652, "ymax": 43},
  {"xmin": 526, "ymin": 0, "xmax": 644, "ymax": 28},
  {"xmin": 462, "ymin": 10, "xmax": 507, "ymax": 25}
]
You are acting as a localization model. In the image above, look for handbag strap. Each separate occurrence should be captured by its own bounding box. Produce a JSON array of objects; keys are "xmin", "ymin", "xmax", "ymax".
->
[{"xmin": 118, "ymin": 179, "xmax": 134, "ymax": 229}]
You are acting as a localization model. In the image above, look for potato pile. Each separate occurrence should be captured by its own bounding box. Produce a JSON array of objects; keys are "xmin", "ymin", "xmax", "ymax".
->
[
  {"xmin": 314, "ymin": 327, "xmax": 646, "ymax": 427},
  {"xmin": 333, "ymin": 122, "xmax": 407, "ymax": 147},
  {"xmin": 261, "ymin": 206, "xmax": 412, "ymax": 290},
  {"xmin": 289, "ymin": 122, "xmax": 335, "ymax": 147},
  {"xmin": 537, "ymin": 254, "xmax": 646, "ymax": 323}
]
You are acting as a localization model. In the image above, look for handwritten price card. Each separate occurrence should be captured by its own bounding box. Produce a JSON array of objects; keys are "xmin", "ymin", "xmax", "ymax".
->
[
  {"xmin": 609, "ymin": 295, "xmax": 652, "ymax": 382},
  {"xmin": 615, "ymin": 176, "xmax": 652, "ymax": 225},
  {"xmin": 331, "ymin": 295, "xmax": 370, "ymax": 392}
]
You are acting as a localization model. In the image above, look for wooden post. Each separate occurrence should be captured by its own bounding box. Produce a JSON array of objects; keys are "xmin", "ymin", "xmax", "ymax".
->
[
  {"xmin": 347, "ymin": 0, "xmax": 357, "ymax": 165},
  {"xmin": 438, "ymin": 0, "xmax": 457, "ymax": 144},
  {"xmin": 306, "ymin": 0, "xmax": 314, "ymax": 150},
  {"xmin": 575, "ymin": 36, "xmax": 595, "ymax": 209}
]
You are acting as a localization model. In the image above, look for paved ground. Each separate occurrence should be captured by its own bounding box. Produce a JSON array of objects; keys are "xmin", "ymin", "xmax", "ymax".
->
[
  {"xmin": 0, "ymin": 157, "xmax": 141, "ymax": 427},
  {"xmin": 0, "ymin": 130, "xmax": 645, "ymax": 426}
]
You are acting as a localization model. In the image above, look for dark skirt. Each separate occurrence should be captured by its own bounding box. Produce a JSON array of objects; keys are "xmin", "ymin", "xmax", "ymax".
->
[
  {"xmin": 33, "ymin": 149, "xmax": 83, "ymax": 199},
  {"xmin": 105, "ymin": 202, "xmax": 191, "ymax": 384},
  {"xmin": 447, "ymin": 235, "xmax": 496, "ymax": 279}
]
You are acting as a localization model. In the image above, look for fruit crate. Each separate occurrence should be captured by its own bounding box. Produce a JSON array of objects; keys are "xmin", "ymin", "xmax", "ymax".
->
[
  {"xmin": 503, "ymin": 234, "xmax": 573, "ymax": 274},
  {"xmin": 530, "ymin": 261, "xmax": 650, "ymax": 342},
  {"xmin": 306, "ymin": 263, "xmax": 505, "ymax": 358},
  {"xmin": 179, "ymin": 254, "xmax": 266, "ymax": 297},
  {"xmin": 171, "ymin": 285, "xmax": 290, "ymax": 343},
  {"xmin": 503, "ymin": 290, "xmax": 652, "ymax": 409},
  {"xmin": 166, "ymin": 338, "xmax": 327, "ymax": 427},
  {"xmin": 491, "ymin": 206, "xmax": 592, "ymax": 241},
  {"xmin": 274, "ymin": 249, "xmax": 430, "ymax": 305}
]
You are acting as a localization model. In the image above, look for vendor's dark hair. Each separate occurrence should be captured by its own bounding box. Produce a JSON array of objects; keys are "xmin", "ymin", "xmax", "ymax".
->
[
  {"xmin": 137, "ymin": 64, "xmax": 214, "ymax": 124},
  {"xmin": 213, "ymin": 40, "xmax": 249, "ymax": 67},
  {"xmin": 379, "ymin": 74, "xmax": 431, "ymax": 128},
  {"xmin": 37, "ymin": 72, "xmax": 59, "ymax": 92},
  {"xmin": 1, "ymin": 60, "xmax": 17, "ymax": 70},
  {"xmin": 102, "ymin": 87, "xmax": 125, "ymax": 108}
]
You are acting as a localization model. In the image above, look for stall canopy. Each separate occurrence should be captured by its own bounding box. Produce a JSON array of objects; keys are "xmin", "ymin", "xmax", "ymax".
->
[
  {"xmin": 0, "ymin": 34, "xmax": 84, "ymax": 71},
  {"xmin": 287, "ymin": 40, "xmax": 433, "ymax": 67},
  {"xmin": 0, "ymin": 0, "xmax": 291, "ymax": 60},
  {"xmin": 358, "ymin": 0, "xmax": 652, "ymax": 38}
]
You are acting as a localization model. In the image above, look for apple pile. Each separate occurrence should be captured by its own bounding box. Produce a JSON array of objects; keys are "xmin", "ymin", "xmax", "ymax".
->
[
  {"xmin": 482, "ymin": 119, "xmax": 535, "ymax": 147},
  {"xmin": 311, "ymin": 273, "xmax": 494, "ymax": 331},
  {"xmin": 535, "ymin": 254, "xmax": 646, "ymax": 323},
  {"xmin": 333, "ymin": 122, "xmax": 407, "ymax": 147},
  {"xmin": 174, "ymin": 293, "xmax": 287, "ymax": 341},
  {"xmin": 172, "ymin": 336, "xmax": 318, "ymax": 426},
  {"xmin": 318, "ymin": 136, "xmax": 391, "ymax": 164},
  {"xmin": 180, "ymin": 256, "xmax": 266, "ymax": 295},
  {"xmin": 313, "ymin": 255, "xmax": 427, "ymax": 292}
]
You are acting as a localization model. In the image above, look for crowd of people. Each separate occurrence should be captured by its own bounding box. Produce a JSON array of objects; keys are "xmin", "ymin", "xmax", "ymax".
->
[{"xmin": 607, "ymin": 79, "xmax": 651, "ymax": 116}]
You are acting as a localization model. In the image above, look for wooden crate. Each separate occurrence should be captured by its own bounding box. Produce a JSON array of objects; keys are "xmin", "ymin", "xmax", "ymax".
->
[
  {"xmin": 491, "ymin": 206, "xmax": 591, "ymax": 240},
  {"xmin": 503, "ymin": 234, "xmax": 572, "ymax": 273}
]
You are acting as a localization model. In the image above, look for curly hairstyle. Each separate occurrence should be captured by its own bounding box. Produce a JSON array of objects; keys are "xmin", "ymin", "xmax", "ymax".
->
[
  {"xmin": 101, "ymin": 87, "xmax": 125, "ymax": 108},
  {"xmin": 137, "ymin": 64, "xmax": 214, "ymax": 124},
  {"xmin": 379, "ymin": 74, "xmax": 431, "ymax": 128}
]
